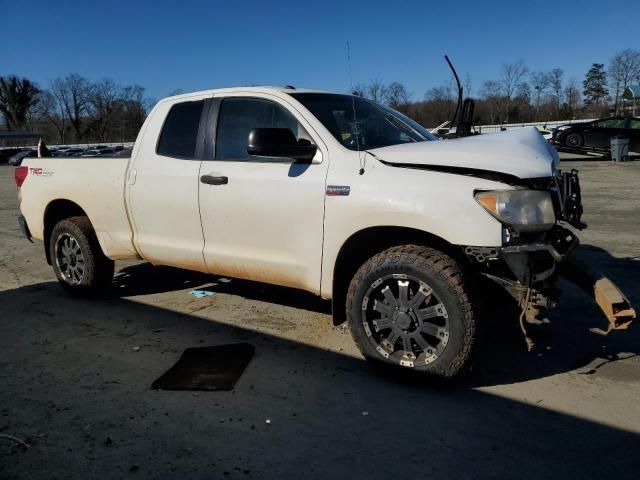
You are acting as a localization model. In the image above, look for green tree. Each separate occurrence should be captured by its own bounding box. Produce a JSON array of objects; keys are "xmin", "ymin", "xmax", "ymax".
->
[{"xmin": 582, "ymin": 63, "xmax": 608, "ymax": 108}]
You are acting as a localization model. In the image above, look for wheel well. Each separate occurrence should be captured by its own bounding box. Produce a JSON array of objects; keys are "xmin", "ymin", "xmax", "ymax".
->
[
  {"xmin": 565, "ymin": 131, "xmax": 583, "ymax": 141},
  {"xmin": 43, "ymin": 200, "xmax": 89, "ymax": 264},
  {"xmin": 331, "ymin": 226, "xmax": 464, "ymax": 326}
]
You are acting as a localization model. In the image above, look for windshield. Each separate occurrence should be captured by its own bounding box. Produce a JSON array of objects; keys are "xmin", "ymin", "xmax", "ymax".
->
[{"xmin": 289, "ymin": 93, "xmax": 436, "ymax": 150}]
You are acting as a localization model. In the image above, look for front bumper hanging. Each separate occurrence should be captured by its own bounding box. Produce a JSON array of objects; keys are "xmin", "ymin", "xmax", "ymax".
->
[
  {"xmin": 558, "ymin": 257, "xmax": 636, "ymax": 335},
  {"xmin": 466, "ymin": 227, "xmax": 636, "ymax": 347}
]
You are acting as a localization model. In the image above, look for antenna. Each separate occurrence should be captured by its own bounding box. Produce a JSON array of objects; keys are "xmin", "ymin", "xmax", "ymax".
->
[
  {"xmin": 347, "ymin": 41, "xmax": 365, "ymax": 175},
  {"xmin": 444, "ymin": 55, "xmax": 463, "ymax": 132}
]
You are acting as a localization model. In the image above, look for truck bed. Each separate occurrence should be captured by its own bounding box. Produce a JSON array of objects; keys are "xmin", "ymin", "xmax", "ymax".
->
[{"xmin": 19, "ymin": 156, "xmax": 138, "ymax": 260}]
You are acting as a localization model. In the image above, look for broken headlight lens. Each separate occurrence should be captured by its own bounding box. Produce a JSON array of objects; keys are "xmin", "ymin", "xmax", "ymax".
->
[{"xmin": 475, "ymin": 190, "xmax": 555, "ymax": 232}]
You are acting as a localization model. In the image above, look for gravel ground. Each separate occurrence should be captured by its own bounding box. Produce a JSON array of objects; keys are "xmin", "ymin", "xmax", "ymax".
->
[{"xmin": 1, "ymin": 159, "xmax": 639, "ymax": 479}]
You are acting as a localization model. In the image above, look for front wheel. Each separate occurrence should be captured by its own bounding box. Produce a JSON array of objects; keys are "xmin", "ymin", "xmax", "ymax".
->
[
  {"xmin": 346, "ymin": 245, "xmax": 479, "ymax": 379},
  {"xmin": 50, "ymin": 216, "xmax": 114, "ymax": 296},
  {"xmin": 564, "ymin": 132, "xmax": 583, "ymax": 148}
]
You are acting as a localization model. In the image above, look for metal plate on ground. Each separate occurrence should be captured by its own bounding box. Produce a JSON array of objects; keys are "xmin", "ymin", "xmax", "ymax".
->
[{"xmin": 151, "ymin": 343, "xmax": 255, "ymax": 391}]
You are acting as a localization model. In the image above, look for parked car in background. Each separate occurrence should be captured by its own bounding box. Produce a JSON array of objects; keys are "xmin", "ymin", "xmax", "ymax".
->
[
  {"xmin": 53, "ymin": 148, "xmax": 85, "ymax": 157},
  {"xmin": 115, "ymin": 147, "xmax": 133, "ymax": 157},
  {"xmin": 535, "ymin": 127, "xmax": 553, "ymax": 141},
  {"xmin": 81, "ymin": 148, "xmax": 117, "ymax": 156},
  {"xmin": 8, "ymin": 149, "xmax": 36, "ymax": 166},
  {"xmin": 551, "ymin": 116, "xmax": 640, "ymax": 152}
]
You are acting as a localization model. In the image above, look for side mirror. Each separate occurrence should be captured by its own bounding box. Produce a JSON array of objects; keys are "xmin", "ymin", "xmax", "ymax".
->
[{"xmin": 247, "ymin": 128, "xmax": 318, "ymax": 162}]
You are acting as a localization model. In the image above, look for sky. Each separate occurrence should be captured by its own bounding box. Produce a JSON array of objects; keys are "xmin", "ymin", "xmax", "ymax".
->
[{"xmin": 1, "ymin": 0, "xmax": 638, "ymax": 102}]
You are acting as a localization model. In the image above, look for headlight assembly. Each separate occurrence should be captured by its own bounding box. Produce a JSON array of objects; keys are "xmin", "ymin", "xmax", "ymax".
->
[{"xmin": 475, "ymin": 190, "xmax": 555, "ymax": 232}]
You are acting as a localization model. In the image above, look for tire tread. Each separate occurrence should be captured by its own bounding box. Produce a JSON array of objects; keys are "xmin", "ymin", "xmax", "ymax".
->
[{"xmin": 346, "ymin": 244, "xmax": 478, "ymax": 378}]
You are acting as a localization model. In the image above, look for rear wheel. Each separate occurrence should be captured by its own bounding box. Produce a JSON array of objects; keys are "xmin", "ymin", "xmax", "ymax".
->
[
  {"xmin": 346, "ymin": 245, "xmax": 479, "ymax": 379},
  {"xmin": 564, "ymin": 132, "xmax": 583, "ymax": 148},
  {"xmin": 50, "ymin": 216, "xmax": 114, "ymax": 296}
]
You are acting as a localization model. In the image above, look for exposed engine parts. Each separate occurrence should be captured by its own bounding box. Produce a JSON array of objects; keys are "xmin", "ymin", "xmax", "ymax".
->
[
  {"xmin": 464, "ymin": 246, "xmax": 499, "ymax": 263},
  {"xmin": 466, "ymin": 222, "xmax": 635, "ymax": 351}
]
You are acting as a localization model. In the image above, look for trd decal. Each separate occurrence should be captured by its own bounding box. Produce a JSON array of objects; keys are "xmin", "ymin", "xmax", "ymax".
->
[{"xmin": 29, "ymin": 167, "xmax": 54, "ymax": 177}]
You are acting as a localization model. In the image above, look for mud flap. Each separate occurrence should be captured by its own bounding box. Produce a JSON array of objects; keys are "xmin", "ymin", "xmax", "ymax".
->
[{"xmin": 558, "ymin": 257, "xmax": 636, "ymax": 335}]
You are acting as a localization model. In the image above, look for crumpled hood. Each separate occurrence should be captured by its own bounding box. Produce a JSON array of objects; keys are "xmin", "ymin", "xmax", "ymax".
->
[{"xmin": 371, "ymin": 127, "xmax": 559, "ymax": 179}]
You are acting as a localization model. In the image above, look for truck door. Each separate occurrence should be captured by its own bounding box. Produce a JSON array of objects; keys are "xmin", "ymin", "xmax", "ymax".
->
[
  {"xmin": 198, "ymin": 95, "xmax": 328, "ymax": 293},
  {"xmin": 126, "ymin": 98, "xmax": 208, "ymax": 271}
]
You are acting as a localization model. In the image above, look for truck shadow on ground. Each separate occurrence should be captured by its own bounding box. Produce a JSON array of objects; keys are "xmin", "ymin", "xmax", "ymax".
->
[
  {"xmin": 0, "ymin": 278, "xmax": 638, "ymax": 479},
  {"xmin": 109, "ymin": 244, "xmax": 640, "ymax": 388},
  {"xmin": 111, "ymin": 262, "xmax": 331, "ymax": 314}
]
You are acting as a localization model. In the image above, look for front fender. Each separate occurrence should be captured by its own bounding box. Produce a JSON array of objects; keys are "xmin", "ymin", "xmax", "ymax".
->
[{"xmin": 320, "ymin": 162, "xmax": 509, "ymax": 298}]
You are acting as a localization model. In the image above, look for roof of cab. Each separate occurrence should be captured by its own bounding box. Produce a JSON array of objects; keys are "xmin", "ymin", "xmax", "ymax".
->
[{"xmin": 161, "ymin": 86, "xmax": 340, "ymax": 103}]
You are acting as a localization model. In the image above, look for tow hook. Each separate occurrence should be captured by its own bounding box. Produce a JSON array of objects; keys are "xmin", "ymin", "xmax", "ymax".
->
[{"xmin": 558, "ymin": 257, "xmax": 636, "ymax": 335}]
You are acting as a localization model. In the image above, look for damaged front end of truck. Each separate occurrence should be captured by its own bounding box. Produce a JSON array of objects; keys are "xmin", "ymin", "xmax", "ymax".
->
[{"xmin": 464, "ymin": 169, "xmax": 635, "ymax": 350}]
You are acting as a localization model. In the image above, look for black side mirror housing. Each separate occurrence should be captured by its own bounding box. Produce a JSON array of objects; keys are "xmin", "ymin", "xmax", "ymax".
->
[{"xmin": 247, "ymin": 128, "xmax": 317, "ymax": 162}]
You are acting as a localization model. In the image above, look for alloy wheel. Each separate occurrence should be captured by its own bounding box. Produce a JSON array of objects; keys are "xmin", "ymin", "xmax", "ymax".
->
[
  {"xmin": 361, "ymin": 274, "xmax": 450, "ymax": 367},
  {"xmin": 54, "ymin": 233, "xmax": 85, "ymax": 284}
]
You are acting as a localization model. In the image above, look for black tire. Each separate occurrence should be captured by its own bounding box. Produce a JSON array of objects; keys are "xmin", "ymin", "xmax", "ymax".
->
[
  {"xmin": 564, "ymin": 132, "xmax": 583, "ymax": 148},
  {"xmin": 346, "ymin": 245, "xmax": 479, "ymax": 379},
  {"xmin": 49, "ymin": 216, "xmax": 114, "ymax": 296}
]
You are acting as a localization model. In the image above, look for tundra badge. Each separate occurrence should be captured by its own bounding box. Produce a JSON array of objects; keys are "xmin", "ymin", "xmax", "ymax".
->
[{"xmin": 326, "ymin": 185, "xmax": 350, "ymax": 196}]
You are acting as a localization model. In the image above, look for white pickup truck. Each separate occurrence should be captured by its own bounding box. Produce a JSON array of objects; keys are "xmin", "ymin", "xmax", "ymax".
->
[{"xmin": 15, "ymin": 87, "xmax": 635, "ymax": 378}]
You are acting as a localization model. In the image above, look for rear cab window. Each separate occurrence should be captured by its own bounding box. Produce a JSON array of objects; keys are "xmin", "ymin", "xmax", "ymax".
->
[{"xmin": 156, "ymin": 100, "xmax": 205, "ymax": 159}]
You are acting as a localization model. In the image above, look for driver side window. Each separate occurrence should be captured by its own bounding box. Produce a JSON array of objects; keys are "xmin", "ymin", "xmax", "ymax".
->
[{"xmin": 215, "ymin": 97, "xmax": 310, "ymax": 161}]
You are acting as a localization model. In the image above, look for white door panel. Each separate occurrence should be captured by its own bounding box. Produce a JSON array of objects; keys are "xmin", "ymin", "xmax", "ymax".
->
[
  {"xmin": 198, "ymin": 94, "xmax": 328, "ymax": 293},
  {"xmin": 127, "ymin": 99, "xmax": 208, "ymax": 271},
  {"xmin": 199, "ymin": 156, "xmax": 326, "ymax": 292},
  {"xmin": 128, "ymin": 159, "xmax": 205, "ymax": 270}
]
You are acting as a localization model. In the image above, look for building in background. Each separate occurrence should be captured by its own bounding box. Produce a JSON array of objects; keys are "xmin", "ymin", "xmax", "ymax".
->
[{"xmin": 622, "ymin": 85, "xmax": 640, "ymax": 116}]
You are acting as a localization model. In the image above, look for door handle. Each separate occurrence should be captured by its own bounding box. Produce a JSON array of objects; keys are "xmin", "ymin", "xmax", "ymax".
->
[{"xmin": 200, "ymin": 175, "xmax": 228, "ymax": 185}]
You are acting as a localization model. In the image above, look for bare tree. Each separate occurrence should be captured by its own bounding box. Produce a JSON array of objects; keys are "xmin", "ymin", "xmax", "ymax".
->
[
  {"xmin": 52, "ymin": 73, "xmax": 90, "ymax": 141},
  {"xmin": 423, "ymin": 81, "xmax": 457, "ymax": 124},
  {"xmin": 609, "ymin": 49, "xmax": 640, "ymax": 114},
  {"xmin": 516, "ymin": 82, "xmax": 531, "ymax": 101},
  {"xmin": 463, "ymin": 73, "xmax": 473, "ymax": 99},
  {"xmin": 481, "ymin": 80, "xmax": 506, "ymax": 124},
  {"xmin": 501, "ymin": 60, "xmax": 528, "ymax": 121},
  {"xmin": 48, "ymin": 80, "xmax": 68, "ymax": 143},
  {"xmin": 424, "ymin": 85, "xmax": 450, "ymax": 102},
  {"xmin": 548, "ymin": 68, "xmax": 564, "ymax": 117},
  {"xmin": 530, "ymin": 71, "xmax": 550, "ymax": 120},
  {"xmin": 0, "ymin": 75, "xmax": 41, "ymax": 130},
  {"xmin": 120, "ymin": 84, "xmax": 149, "ymax": 139},
  {"xmin": 29, "ymin": 90, "xmax": 66, "ymax": 143},
  {"xmin": 365, "ymin": 80, "xmax": 388, "ymax": 104},
  {"xmin": 385, "ymin": 82, "xmax": 410, "ymax": 108},
  {"xmin": 563, "ymin": 78, "xmax": 582, "ymax": 118},
  {"xmin": 87, "ymin": 78, "xmax": 120, "ymax": 141},
  {"xmin": 502, "ymin": 62, "xmax": 525, "ymax": 99}
]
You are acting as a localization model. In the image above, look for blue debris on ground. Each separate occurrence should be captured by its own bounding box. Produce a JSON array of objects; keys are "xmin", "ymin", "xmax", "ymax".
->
[{"xmin": 189, "ymin": 289, "xmax": 216, "ymax": 299}]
